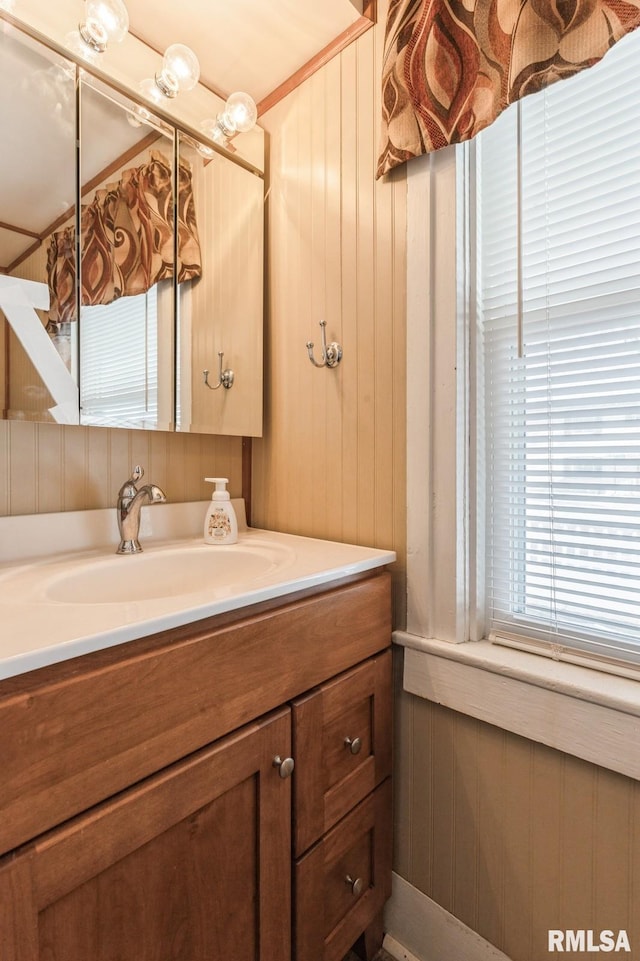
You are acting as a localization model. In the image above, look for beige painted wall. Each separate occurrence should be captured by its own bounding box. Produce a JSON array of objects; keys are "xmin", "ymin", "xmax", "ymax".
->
[{"xmin": 253, "ymin": 5, "xmax": 407, "ymax": 623}]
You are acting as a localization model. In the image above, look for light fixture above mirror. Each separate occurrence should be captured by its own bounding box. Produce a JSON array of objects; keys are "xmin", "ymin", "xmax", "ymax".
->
[
  {"xmin": 200, "ymin": 91, "xmax": 257, "ymax": 152},
  {"xmin": 138, "ymin": 41, "xmax": 201, "ymax": 105},
  {"xmin": 155, "ymin": 42, "xmax": 200, "ymax": 97},
  {"xmin": 78, "ymin": 0, "xmax": 129, "ymax": 53}
]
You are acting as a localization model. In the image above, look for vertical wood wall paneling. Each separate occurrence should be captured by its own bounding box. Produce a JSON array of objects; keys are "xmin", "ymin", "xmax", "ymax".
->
[
  {"xmin": 309, "ymin": 64, "xmax": 329, "ymax": 539},
  {"xmin": 407, "ymin": 693, "xmax": 432, "ymax": 896},
  {"xmin": 8, "ymin": 421, "xmax": 37, "ymax": 515},
  {"xmin": 529, "ymin": 744, "xmax": 563, "ymax": 955},
  {"xmin": 501, "ymin": 733, "xmax": 534, "ymax": 961},
  {"xmin": 592, "ymin": 767, "xmax": 634, "ymax": 937},
  {"xmin": 450, "ymin": 710, "xmax": 479, "ymax": 934},
  {"xmin": 403, "ymin": 699, "xmax": 640, "ymax": 961},
  {"xmin": 0, "ymin": 420, "xmax": 243, "ymax": 516},
  {"xmin": 254, "ymin": 0, "xmax": 406, "ymax": 624},
  {"xmin": 339, "ymin": 42, "xmax": 360, "ymax": 550},
  {"xmin": 241, "ymin": 437, "xmax": 252, "ymax": 525},
  {"xmin": 557, "ymin": 757, "xmax": 596, "ymax": 938},
  {"xmin": 354, "ymin": 33, "xmax": 376, "ymax": 549}
]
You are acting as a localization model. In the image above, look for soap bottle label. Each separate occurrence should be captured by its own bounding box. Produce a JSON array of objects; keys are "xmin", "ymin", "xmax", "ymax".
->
[{"xmin": 208, "ymin": 507, "xmax": 232, "ymax": 539}]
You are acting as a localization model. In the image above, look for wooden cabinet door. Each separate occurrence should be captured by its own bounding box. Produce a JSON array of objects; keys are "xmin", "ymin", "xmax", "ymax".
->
[
  {"xmin": 0, "ymin": 708, "xmax": 292, "ymax": 961},
  {"xmin": 293, "ymin": 650, "xmax": 392, "ymax": 855}
]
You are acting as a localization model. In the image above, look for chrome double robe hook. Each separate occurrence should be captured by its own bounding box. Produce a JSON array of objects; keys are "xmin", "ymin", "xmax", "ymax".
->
[
  {"xmin": 306, "ymin": 320, "xmax": 342, "ymax": 368},
  {"xmin": 203, "ymin": 351, "xmax": 234, "ymax": 390}
]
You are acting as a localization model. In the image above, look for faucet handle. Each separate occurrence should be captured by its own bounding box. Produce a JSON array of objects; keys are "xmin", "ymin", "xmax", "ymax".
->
[{"xmin": 117, "ymin": 465, "xmax": 144, "ymax": 501}]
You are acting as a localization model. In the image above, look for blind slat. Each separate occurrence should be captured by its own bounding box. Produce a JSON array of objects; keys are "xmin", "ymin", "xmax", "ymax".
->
[
  {"xmin": 80, "ymin": 287, "xmax": 159, "ymax": 428},
  {"xmin": 476, "ymin": 30, "xmax": 640, "ymax": 667}
]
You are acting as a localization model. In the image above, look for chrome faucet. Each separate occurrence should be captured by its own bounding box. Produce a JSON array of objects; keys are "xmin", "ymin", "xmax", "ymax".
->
[{"xmin": 116, "ymin": 466, "xmax": 166, "ymax": 554}]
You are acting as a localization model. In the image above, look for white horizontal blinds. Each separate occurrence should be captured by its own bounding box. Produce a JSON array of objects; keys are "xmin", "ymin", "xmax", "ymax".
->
[
  {"xmin": 80, "ymin": 286, "xmax": 158, "ymax": 429},
  {"xmin": 477, "ymin": 32, "xmax": 640, "ymax": 668}
]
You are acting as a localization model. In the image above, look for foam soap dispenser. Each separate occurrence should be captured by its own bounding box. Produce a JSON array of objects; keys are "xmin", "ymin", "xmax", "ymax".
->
[{"xmin": 204, "ymin": 478, "xmax": 238, "ymax": 545}]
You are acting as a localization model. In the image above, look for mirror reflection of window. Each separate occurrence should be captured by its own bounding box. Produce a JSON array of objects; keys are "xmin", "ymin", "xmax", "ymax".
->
[
  {"xmin": 80, "ymin": 285, "xmax": 159, "ymax": 429},
  {"xmin": 78, "ymin": 78, "xmax": 182, "ymax": 430}
]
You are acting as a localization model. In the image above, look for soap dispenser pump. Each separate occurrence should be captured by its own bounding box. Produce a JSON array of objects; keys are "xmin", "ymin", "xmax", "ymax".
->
[{"xmin": 204, "ymin": 478, "xmax": 238, "ymax": 545}]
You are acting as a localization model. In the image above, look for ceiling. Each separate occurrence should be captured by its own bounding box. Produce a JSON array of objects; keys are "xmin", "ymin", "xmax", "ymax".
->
[{"xmin": 124, "ymin": 0, "xmax": 365, "ymax": 105}]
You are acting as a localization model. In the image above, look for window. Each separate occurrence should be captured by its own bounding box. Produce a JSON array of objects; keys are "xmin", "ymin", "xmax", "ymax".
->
[
  {"xmin": 473, "ymin": 32, "xmax": 640, "ymax": 671},
  {"xmin": 80, "ymin": 285, "xmax": 159, "ymax": 429}
]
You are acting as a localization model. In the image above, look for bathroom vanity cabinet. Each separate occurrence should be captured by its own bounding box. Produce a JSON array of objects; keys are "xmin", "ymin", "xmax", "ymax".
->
[{"xmin": 0, "ymin": 570, "xmax": 392, "ymax": 961}]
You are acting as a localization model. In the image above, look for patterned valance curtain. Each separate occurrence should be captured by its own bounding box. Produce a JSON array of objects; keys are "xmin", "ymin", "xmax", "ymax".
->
[
  {"xmin": 47, "ymin": 151, "xmax": 202, "ymax": 323},
  {"xmin": 377, "ymin": 0, "xmax": 640, "ymax": 177}
]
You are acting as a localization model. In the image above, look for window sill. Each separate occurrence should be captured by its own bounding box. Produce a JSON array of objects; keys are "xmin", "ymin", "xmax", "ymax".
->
[{"xmin": 393, "ymin": 630, "xmax": 640, "ymax": 782}]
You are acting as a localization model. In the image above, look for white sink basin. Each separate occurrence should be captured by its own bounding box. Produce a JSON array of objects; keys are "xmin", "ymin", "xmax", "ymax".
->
[
  {"xmin": 44, "ymin": 544, "xmax": 290, "ymax": 604},
  {"xmin": 0, "ymin": 507, "xmax": 396, "ymax": 680}
]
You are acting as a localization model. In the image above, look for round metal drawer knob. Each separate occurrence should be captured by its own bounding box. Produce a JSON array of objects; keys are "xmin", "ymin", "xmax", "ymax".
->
[
  {"xmin": 344, "ymin": 736, "xmax": 362, "ymax": 756},
  {"xmin": 345, "ymin": 874, "xmax": 363, "ymax": 897},
  {"xmin": 272, "ymin": 755, "xmax": 295, "ymax": 779}
]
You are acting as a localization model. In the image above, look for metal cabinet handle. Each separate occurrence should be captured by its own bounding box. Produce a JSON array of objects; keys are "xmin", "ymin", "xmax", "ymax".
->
[
  {"xmin": 272, "ymin": 755, "xmax": 295, "ymax": 779},
  {"xmin": 345, "ymin": 874, "xmax": 363, "ymax": 896},
  {"xmin": 344, "ymin": 736, "xmax": 362, "ymax": 755}
]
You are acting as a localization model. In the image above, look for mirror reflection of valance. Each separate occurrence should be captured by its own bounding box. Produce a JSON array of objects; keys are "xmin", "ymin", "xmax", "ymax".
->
[
  {"xmin": 47, "ymin": 151, "xmax": 202, "ymax": 323},
  {"xmin": 377, "ymin": 0, "xmax": 640, "ymax": 178}
]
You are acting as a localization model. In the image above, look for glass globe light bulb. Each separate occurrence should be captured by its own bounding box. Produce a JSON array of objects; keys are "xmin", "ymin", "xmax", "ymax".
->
[
  {"xmin": 156, "ymin": 43, "xmax": 200, "ymax": 97},
  {"xmin": 80, "ymin": 0, "xmax": 129, "ymax": 51},
  {"xmin": 200, "ymin": 118, "xmax": 224, "ymax": 145},
  {"xmin": 223, "ymin": 91, "xmax": 257, "ymax": 134},
  {"xmin": 139, "ymin": 77, "xmax": 164, "ymax": 107},
  {"xmin": 65, "ymin": 29, "xmax": 101, "ymax": 63}
]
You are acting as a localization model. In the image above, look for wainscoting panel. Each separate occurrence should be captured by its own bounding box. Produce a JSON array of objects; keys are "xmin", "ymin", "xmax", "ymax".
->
[
  {"xmin": 394, "ymin": 684, "xmax": 640, "ymax": 961},
  {"xmin": 0, "ymin": 420, "xmax": 242, "ymax": 516}
]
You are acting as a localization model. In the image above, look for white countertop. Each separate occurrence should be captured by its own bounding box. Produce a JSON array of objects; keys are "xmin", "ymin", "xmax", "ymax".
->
[{"xmin": 0, "ymin": 502, "xmax": 395, "ymax": 681}]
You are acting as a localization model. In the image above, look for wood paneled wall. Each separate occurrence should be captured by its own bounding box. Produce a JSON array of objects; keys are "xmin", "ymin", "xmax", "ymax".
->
[
  {"xmin": 395, "ymin": 679, "xmax": 640, "ymax": 961},
  {"xmin": 0, "ymin": 421, "xmax": 242, "ymax": 515},
  {"xmin": 252, "ymin": 2, "xmax": 407, "ymax": 621}
]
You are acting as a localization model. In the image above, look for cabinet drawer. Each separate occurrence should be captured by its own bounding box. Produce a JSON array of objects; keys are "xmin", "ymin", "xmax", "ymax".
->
[
  {"xmin": 294, "ymin": 779, "xmax": 392, "ymax": 961},
  {"xmin": 293, "ymin": 650, "xmax": 391, "ymax": 855}
]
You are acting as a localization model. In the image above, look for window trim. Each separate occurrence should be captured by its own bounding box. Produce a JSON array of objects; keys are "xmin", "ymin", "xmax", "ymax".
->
[
  {"xmin": 403, "ymin": 134, "xmax": 640, "ymax": 781},
  {"xmin": 475, "ymin": 79, "xmax": 640, "ymax": 668},
  {"xmin": 395, "ymin": 630, "xmax": 640, "ymax": 781}
]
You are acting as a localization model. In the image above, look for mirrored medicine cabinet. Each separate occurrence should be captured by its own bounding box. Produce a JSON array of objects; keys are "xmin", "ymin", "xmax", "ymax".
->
[{"xmin": 0, "ymin": 19, "xmax": 264, "ymax": 436}]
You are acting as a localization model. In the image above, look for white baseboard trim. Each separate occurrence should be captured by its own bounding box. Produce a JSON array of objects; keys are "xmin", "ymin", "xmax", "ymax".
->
[
  {"xmin": 383, "ymin": 873, "xmax": 513, "ymax": 961},
  {"xmin": 383, "ymin": 933, "xmax": 423, "ymax": 961}
]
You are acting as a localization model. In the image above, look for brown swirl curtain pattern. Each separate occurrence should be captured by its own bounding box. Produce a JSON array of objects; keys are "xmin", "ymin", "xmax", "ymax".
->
[
  {"xmin": 377, "ymin": 0, "xmax": 640, "ymax": 177},
  {"xmin": 47, "ymin": 151, "xmax": 202, "ymax": 323}
]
